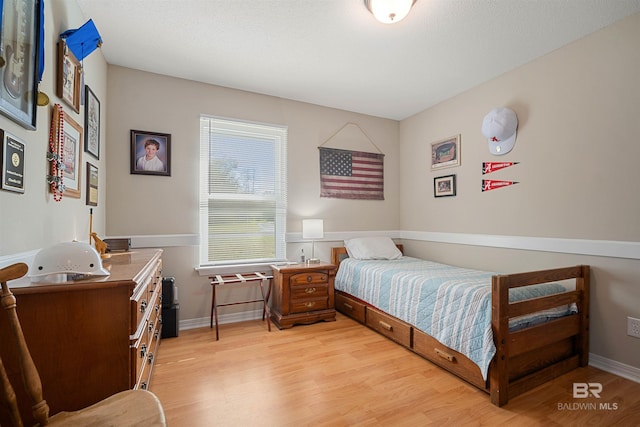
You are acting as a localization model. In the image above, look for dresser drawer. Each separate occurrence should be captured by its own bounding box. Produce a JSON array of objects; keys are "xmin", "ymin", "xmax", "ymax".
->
[
  {"xmin": 290, "ymin": 272, "xmax": 328, "ymax": 286},
  {"xmin": 290, "ymin": 297, "xmax": 329, "ymax": 313},
  {"xmin": 366, "ymin": 307, "xmax": 411, "ymax": 347},
  {"xmin": 335, "ymin": 292, "xmax": 366, "ymax": 324},
  {"xmin": 290, "ymin": 283, "xmax": 328, "ymax": 300}
]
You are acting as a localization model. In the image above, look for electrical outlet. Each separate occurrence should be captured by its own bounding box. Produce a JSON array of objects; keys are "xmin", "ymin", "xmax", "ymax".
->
[{"xmin": 628, "ymin": 317, "xmax": 640, "ymax": 338}]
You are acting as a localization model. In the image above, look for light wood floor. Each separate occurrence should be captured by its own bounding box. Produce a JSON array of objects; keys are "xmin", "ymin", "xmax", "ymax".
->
[{"xmin": 152, "ymin": 313, "xmax": 640, "ymax": 426}]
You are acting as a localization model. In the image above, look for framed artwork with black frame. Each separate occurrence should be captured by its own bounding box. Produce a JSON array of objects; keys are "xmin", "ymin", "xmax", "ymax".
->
[
  {"xmin": 56, "ymin": 39, "xmax": 82, "ymax": 113},
  {"xmin": 86, "ymin": 162, "xmax": 98, "ymax": 206},
  {"xmin": 130, "ymin": 129, "xmax": 171, "ymax": 176},
  {"xmin": 434, "ymin": 174, "xmax": 456, "ymax": 198},
  {"xmin": 0, "ymin": 129, "xmax": 25, "ymax": 193},
  {"xmin": 84, "ymin": 85, "xmax": 100, "ymax": 159},
  {"xmin": 0, "ymin": 0, "xmax": 42, "ymax": 130}
]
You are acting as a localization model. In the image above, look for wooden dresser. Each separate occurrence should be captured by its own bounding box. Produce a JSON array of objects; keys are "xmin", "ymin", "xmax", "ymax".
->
[
  {"xmin": 0, "ymin": 249, "xmax": 163, "ymax": 426},
  {"xmin": 270, "ymin": 263, "xmax": 337, "ymax": 329}
]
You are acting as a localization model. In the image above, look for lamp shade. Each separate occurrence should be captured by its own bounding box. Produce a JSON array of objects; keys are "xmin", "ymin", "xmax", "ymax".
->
[
  {"xmin": 302, "ymin": 219, "xmax": 324, "ymax": 239},
  {"xmin": 365, "ymin": 0, "xmax": 416, "ymax": 24}
]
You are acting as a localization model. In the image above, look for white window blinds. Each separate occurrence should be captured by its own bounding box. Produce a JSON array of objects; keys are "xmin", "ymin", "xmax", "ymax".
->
[{"xmin": 199, "ymin": 116, "xmax": 287, "ymax": 266}]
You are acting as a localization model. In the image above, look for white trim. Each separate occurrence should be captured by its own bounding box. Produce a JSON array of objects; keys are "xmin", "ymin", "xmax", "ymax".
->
[
  {"xmin": 589, "ymin": 353, "xmax": 640, "ymax": 384},
  {"xmin": 400, "ymin": 231, "xmax": 640, "ymax": 260},
  {"xmin": 286, "ymin": 230, "xmax": 401, "ymax": 243},
  {"xmin": 178, "ymin": 309, "xmax": 264, "ymax": 331}
]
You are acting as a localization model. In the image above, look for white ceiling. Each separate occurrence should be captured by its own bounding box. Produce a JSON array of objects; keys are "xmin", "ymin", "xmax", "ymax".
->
[{"xmin": 75, "ymin": 0, "xmax": 640, "ymax": 120}]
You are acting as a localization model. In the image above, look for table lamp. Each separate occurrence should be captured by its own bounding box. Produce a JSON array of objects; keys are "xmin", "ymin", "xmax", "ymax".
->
[{"xmin": 302, "ymin": 219, "xmax": 324, "ymax": 264}]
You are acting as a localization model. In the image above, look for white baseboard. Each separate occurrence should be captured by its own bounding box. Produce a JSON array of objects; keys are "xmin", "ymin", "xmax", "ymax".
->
[
  {"xmin": 590, "ymin": 353, "xmax": 640, "ymax": 384},
  {"xmin": 178, "ymin": 309, "xmax": 264, "ymax": 331}
]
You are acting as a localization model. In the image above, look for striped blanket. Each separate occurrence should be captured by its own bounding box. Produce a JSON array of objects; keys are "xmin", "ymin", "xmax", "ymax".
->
[{"xmin": 335, "ymin": 257, "xmax": 571, "ymax": 380}]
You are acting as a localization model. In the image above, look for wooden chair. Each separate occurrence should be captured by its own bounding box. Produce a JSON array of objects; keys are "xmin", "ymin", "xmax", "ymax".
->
[{"xmin": 0, "ymin": 263, "xmax": 167, "ymax": 426}]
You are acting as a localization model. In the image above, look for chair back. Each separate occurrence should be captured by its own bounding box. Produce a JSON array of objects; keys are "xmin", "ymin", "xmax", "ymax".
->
[{"xmin": 0, "ymin": 263, "xmax": 50, "ymax": 427}]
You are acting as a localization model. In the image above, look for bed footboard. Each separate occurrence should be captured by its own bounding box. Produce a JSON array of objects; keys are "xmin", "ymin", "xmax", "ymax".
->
[{"xmin": 490, "ymin": 265, "xmax": 590, "ymax": 406}]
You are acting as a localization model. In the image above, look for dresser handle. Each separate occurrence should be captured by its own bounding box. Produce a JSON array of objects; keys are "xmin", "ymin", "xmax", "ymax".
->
[
  {"xmin": 304, "ymin": 301, "xmax": 316, "ymax": 308},
  {"xmin": 140, "ymin": 300, "xmax": 147, "ymax": 312},
  {"xmin": 343, "ymin": 303, "xmax": 353, "ymax": 310},
  {"xmin": 149, "ymin": 321, "xmax": 154, "ymax": 333},
  {"xmin": 379, "ymin": 321, "xmax": 393, "ymax": 331},
  {"xmin": 140, "ymin": 381, "xmax": 147, "ymax": 390},
  {"xmin": 148, "ymin": 352, "xmax": 154, "ymax": 364},
  {"xmin": 140, "ymin": 344, "xmax": 147, "ymax": 358},
  {"xmin": 305, "ymin": 287, "xmax": 316, "ymax": 294}
]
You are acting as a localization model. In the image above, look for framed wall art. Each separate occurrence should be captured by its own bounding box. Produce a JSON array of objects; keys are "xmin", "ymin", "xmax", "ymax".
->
[
  {"xmin": 61, "ymin": 114, "xmax": 83, "ymax": 198},
  {"xmin": 86, "ymin": 162, "xmax": 98, "ymax": 206},
  {"xmin": 0, "ymin": 0, "xmax": 42, "ymax": 130},
  {"xmin": 130, "ymin": 129, "xmax": 171, "ymax": 176},
  {"xmin": 434, "ymin": 174, "xmax": 456, "ymax": 198},
  {"xmin": 0, "ymin": 129, "xmax": 25, "ymax": 193},
  {"xmin": 431, "ymin": 134, "xmax": 460, "ymax": 170},
  {"xmin": 56, "ymin": 39, "xmax": 82, "ymax": 113},
  {"xmin": 84, "ymin": 85, "xmax": 100, "ymax": 159}
]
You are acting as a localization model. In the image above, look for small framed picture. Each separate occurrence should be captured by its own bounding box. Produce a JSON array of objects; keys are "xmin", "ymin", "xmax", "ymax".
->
[
  {"xmin": 431, "ymin": 134, "xmax": 460, "ymax": 170},
  {"xmin": 61, "ymin": 114, "xmax": 83, "ymax": 198},
  {"xmin": 86, "ymin": 162, "xmax": 98, "ymax": 206},
  {"xmin": 0, "ymin": 129, "xmax": 25, "ymax": 193},
  {"xmin": 84, "ymin": 85, "xmax": 100, "ymax": 159},
  {"xmin": 56, "ymin": 39, "xmax": 82, "ymax": 113},
  {"xmin": 434, "ymin": 174, "xmax": 456, "ymax": 197},
  {"xmin": 130, "ymin": 130, "xmax": 171, "ymax": 176}
]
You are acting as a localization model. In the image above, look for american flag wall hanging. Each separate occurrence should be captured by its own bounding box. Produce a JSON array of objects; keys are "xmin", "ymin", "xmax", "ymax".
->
[{"xmin": 319, "ymin": 147, "xmax": 384, "ymax": 200}]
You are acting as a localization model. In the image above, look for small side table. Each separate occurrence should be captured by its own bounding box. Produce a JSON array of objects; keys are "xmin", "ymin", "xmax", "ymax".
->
[
  {"xmin": 270, "ymin": 262, "xmax": 337, "ymax": 329},
  {"xmin": 209, "ymin": 272, "xmax": 272, "ymax": 340}
]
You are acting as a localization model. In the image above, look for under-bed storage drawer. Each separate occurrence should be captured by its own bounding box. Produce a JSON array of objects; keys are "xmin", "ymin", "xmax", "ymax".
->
[
  {"xmin": 335, "ymin": 292, "xmax": 366, "ymax": 323},
  {"xmin": 366, "ymin": 307, "xmax": 411, "ymax": 347},
  {"xmin": 412, "ymin": 328, "xmax": 487, "ymax": 390}
]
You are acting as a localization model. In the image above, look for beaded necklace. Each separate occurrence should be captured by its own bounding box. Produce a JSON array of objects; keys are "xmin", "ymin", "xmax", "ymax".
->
[{"xmin": 48, "ymin": 104, "xmax": 65, "ymax": 201}]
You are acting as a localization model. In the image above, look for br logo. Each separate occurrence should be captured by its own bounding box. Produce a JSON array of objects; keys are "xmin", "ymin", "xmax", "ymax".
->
[{"xmin": 573, "ymin": 383, "xmax": 602, "ymax": 398}]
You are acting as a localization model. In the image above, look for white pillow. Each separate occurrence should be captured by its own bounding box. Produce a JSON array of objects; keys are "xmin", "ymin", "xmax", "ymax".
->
[{"xmin": 344, "ymin": 237, "xmax": 402, "ymax": 260}]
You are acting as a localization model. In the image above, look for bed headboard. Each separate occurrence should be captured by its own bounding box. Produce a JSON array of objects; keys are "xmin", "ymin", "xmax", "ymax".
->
[{"xmin": 331, "ymin": 244, "xmax": 404, "ymax": 266}]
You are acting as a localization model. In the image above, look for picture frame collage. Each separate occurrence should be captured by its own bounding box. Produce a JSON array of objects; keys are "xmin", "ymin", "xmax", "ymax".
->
[
  {"xmin": 431, "ymin": 134, "xmax": 459, "ymax": 197},
  {"xmin": 0, "ymin": 2, "xmax": 103, "ymax": 204}
]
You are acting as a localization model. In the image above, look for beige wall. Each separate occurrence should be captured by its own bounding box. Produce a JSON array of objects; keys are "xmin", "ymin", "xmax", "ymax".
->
[
  {"xmin": 105, "ymin": 66, "xmax": 400, "ymax": 326},
  {"xmin": 0, "ymin": 0, "xmax": 108, "ymax": 257},
  {"xmin": 399, "ymin": 13, "xmax": 640, "ymax": 370}
]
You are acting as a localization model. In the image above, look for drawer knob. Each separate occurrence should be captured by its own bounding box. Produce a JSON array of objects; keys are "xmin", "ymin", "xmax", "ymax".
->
[
  {"xmin": 379, "ymin": 321, "xmax": 393, "ymax": 331},
  {"xmin": 306, "ymin": 275, "xmax": 313, "ymax": 282},
  {"xmin": 140, "ymin": 381, "xmax": 147, "ymax": 390},
  {"xmin": 140, "ymin": 300, "xmax": 147, "ymax": 312},
  {"xmin": 304, "ymin": 301, "xmax": 316, "ymax": 308},
  {"xmin": 305, "ymin": 287, "xmax": 316, "ymax": 294},
  {"xmin": 148, "ymin": 352, "xmax": 154, "ymax": 364},
  {"xmin": 140, "ymin": 344, "xmax": 147, "ymax": 358},
  {"xmin": 149, "ymin": 321, "xmax": 154, "ymax": 333}
]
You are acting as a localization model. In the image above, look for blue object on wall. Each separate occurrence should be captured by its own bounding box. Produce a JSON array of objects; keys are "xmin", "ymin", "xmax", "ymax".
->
[{"xmin": 60, "ymin": 19, "xmax": 102, "ymax": 61}]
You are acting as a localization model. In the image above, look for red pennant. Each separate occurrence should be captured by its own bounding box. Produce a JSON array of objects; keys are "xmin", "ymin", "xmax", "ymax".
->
[
  {"xmin": 482, "ymin": 179, "xmax": 518, "ymax": 192},
  {"xmin": 482, "ymin": 162, "xmax": 519, "ymax": 175}
]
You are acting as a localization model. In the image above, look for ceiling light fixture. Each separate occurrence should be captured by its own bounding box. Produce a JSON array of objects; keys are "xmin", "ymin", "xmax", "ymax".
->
[{"xmin": 364, "ymin": 0, "xmax": 416, "ymax": 24}]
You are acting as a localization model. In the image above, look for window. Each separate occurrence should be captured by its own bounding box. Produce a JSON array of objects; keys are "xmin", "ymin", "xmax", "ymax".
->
[{"xmin": 199, "ymin": 116, "xmax": 287, "ymax": 267}]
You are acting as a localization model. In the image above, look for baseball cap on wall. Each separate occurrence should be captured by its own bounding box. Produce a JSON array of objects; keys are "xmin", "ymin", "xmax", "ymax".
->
[{"xmin": 482, "ymin": 107, "xmax": 518, "ymax": 155}]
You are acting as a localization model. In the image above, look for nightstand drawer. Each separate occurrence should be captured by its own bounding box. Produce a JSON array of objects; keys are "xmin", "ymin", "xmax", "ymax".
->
[
  {"xmin": 291, "ymin": 283, "xmax": 328, "ymax": 300},
  {"xmin": 290, "ymin": 297, "xmax": 329, "ymax": 313},
  {"xmin": 290, "ymin": 272, "xmax": 328, "ymax": 285}
]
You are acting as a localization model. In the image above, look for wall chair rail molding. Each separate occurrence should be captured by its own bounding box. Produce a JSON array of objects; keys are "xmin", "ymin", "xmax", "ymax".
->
[
  {"xmin": 400, "ymin": 231, "xmax": 640, "ymax": 260},
  {"xmin": 107, "ymin": 234, "xmax": 200, "ymax": 249}
]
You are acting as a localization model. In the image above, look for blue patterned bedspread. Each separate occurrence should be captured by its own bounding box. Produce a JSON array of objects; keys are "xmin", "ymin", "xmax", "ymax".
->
[{"xmin": 335, "ymin": 257, "xmax": 571, "ymax": 380}]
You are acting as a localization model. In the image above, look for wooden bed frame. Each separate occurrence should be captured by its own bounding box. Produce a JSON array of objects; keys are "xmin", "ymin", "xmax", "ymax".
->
[{"xmin": 331, "ymin": 246, "xmax": 590, "ymax": 407}]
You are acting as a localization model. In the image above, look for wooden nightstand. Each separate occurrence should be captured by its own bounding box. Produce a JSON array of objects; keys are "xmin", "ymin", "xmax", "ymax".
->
[{"xmin": 269, "ymin": 262, "xmax": 337, "ymax": 329}]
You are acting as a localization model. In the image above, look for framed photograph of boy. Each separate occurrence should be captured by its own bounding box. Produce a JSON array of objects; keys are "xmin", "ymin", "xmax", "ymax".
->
[{"xmin": 130, "ymin": 130, "xmax": 171, "ymax": 176}]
